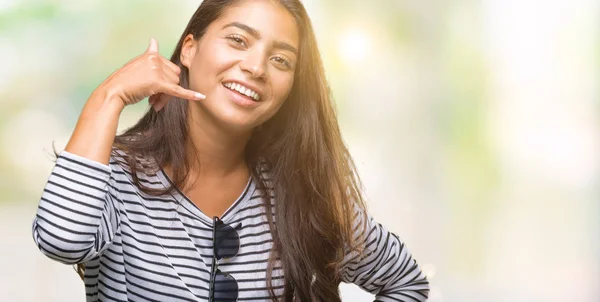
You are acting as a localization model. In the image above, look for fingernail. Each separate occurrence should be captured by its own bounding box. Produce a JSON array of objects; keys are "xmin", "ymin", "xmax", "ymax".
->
[{"xmin": 194, "ymin": 92, "xmax": 205, "ymax": 99}]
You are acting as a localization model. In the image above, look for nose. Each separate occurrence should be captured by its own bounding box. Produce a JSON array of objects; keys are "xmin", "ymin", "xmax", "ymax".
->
[{"xmin": 239, "ymin": 48, "xmax": 267, "ymax": 80}]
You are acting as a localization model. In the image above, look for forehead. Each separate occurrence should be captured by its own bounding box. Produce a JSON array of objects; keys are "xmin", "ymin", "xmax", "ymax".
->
[{"xmin": 213, "ymin": 0, "xmax": 299, "ymax": 45}]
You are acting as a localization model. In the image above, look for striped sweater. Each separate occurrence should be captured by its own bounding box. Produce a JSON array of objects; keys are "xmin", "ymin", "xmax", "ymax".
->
[{"xmin": 32, "ymin": 150, "xmax": 429, "ymax": 301}]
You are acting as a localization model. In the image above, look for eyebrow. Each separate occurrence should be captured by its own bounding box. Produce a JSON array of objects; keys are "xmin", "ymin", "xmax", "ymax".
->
[{"xmin": 222, "ymin": 22, "xmax": 298, "ymax": 55}]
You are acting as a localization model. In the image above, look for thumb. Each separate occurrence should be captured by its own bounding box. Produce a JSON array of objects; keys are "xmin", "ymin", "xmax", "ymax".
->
[{"xmin": 146, "ymin": 37, "xmax": 159, "ymax": 53}]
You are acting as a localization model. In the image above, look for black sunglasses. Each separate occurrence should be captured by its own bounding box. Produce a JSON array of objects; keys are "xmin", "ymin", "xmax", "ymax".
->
[{"xmin": 209, "ymin": 216, "xmax": 240, "ymax": 302}]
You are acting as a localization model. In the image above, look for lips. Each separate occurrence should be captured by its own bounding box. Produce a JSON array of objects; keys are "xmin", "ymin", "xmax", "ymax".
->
[
  {"xmin": 222, "ymin": 82, "xmax": 259, "ymax": 102},
  {"xmin": 221, "ymin": 83, "xmax": 262, "ymax": 108},
  {"xmin": 221, "ymin": 79, "xmax": 263, "ymax": 102}
]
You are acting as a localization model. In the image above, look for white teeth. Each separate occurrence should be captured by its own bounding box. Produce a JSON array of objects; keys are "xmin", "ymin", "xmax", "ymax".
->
[{"xmin": 223, "ymin": 82, "xmax": 260, "ymax": 101}]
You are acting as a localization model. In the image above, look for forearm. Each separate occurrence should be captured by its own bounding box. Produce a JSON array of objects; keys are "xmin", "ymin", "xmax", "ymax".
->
[{"xmin": 65, "ymin": 83, "xmax": 124, "ymax": 165}]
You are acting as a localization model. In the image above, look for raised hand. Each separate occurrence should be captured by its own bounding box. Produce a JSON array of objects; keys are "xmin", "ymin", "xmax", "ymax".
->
[{"xmin": 103, "ymin": 37, "xmax": 205, "ymax": 112}]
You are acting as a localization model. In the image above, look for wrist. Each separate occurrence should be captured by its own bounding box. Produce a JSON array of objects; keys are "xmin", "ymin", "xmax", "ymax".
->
[{"xmin": 94, "ymin": 83, "xmax": 126, "ymax": 113}]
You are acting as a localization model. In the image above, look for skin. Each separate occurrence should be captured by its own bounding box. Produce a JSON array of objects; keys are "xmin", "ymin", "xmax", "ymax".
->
[
  {"xmin": 65, "ymin": 0, "xmax": 299, "ymax": 217},
  {"xmin": 64, "ymin": 40, "xmax": 205, "ymax": 166},
  {"xmin": 178, "ymin": 0, "xmax": 299, "ymax": 175},
  {"xmin": 172, "ymin": 0, "xmax": 300, "ymax": 217}
]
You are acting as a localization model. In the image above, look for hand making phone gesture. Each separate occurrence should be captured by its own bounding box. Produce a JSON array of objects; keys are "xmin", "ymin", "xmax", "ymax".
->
[{"xmin": 64, "ymin": 38, "xmax": 205, "ymax": 164}]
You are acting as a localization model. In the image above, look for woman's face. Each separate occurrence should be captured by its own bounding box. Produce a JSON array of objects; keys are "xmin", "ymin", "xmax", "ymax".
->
[{"xmin": 181, "ymin": 0, "xmax": 299, "ymax": 132}]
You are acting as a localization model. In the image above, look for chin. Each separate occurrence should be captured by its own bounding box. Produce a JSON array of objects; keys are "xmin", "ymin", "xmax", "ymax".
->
[{"xmin": 214, "ymin": 112, "xmax": 260, "ymax": 133}]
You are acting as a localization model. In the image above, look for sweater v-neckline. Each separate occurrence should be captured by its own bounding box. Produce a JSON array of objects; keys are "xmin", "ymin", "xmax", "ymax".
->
[{"xmin": 156, "ymin": 167, "xmax": 255, "ymax": 224}]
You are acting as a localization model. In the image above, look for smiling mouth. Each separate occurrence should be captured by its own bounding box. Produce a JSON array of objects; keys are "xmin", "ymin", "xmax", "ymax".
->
[{"xmin": 222, "ymin": 82, "xmax": 261, "ymax": 101}]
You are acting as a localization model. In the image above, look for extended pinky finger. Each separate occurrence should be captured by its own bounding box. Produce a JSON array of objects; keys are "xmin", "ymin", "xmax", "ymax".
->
[{"xmin": 162, "ymin": 83, "xmax": 205, "ymax": 101}]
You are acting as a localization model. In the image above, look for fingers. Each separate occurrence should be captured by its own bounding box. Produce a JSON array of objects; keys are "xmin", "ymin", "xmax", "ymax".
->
[
  {"xmin": 150, "ymin": 47, "xmax": 181, "ymax": 76},
  {"xmin": 159, "ymin": 56, "xmax": 182, "ymax": 75},
  {"xmin": 146, "ymin": 37, "xmax": 159, "ymax": 53},
  {"xmin": 148, "ymin": 93, "xmax": 160, "ymax": 106},
  {"xmin": 161, "ymin": 66, "xmax": 180, "ymax": 84},
  {"xmin": 159, "ymin": 82, "xmax": 205, "ymax": 102},
  {"xmin": 152, "ymin": 94, "xmax": 171, "ymax": 112},
  {"xmin": 150, "ymin": 82, "xmax": 205, "ymax": 112},
  {"xmin": 143, "ymin": 37, "xmax": 203, "ymax": 113},
  {"xmin": 144, "ymin": 37, "xmax": 181, "ymax": 75}
]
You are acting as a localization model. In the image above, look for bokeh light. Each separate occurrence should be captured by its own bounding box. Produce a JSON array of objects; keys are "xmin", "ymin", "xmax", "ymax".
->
[{"xmin": 338, "ymin": 28, "xmax": 371, "ymax": 64}]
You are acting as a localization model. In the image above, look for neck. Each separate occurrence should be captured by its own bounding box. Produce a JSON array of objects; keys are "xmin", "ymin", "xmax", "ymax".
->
[{"xmin": 184, "ymin": 104, "xmax": 253, "ymax": 178}]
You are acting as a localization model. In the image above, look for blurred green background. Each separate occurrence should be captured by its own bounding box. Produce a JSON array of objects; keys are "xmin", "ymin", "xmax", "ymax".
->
[{"xmin": 0, "ymin": 0, "xmax": 598, "ymax": 301}]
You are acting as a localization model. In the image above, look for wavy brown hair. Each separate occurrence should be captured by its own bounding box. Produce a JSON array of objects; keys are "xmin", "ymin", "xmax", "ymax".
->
[{"xmin": 76, "ymin": 0, "xmax": 368, "ymax": 300}]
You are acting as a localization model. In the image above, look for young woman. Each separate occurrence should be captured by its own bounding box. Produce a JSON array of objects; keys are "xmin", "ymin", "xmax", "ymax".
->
[{"xmin": 32, "ymin": 0, "xmax": 430, "ymax": 301}]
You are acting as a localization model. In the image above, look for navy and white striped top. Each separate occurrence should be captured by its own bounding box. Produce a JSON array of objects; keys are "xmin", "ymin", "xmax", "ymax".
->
[{"xmin": 32, "ymin": 150, "xmax": 429, "ymax": 301}]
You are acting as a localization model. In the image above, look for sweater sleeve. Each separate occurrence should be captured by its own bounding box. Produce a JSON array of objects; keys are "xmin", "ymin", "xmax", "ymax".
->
[
  {"xmin": 341, "ymin": 207, "xmax": 430, "ymax": 302},
  {"xmin": 32, "ymin": 150, "xmax": 122, "ymax": 265}
]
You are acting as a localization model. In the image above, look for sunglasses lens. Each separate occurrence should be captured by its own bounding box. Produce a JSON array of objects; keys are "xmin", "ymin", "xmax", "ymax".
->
[
  {"xmin": 213, "ymin": 270, "xmax": 238, "ymax": 301},
  {"xmin": 214, "ymin": 222, "xmax": 240, "ymax": 259}
]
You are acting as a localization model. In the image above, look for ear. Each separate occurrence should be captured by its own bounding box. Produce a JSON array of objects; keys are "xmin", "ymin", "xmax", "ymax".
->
[{"xmin": 180, "ymin": 34, "xmax": 197, "ymax": 69}]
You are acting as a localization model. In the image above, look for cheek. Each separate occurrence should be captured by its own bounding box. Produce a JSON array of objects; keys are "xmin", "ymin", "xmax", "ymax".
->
[
  {"xmin": 187, "ymin": 58, "xmax": 210, "ymax": 92},
  {"xmin": 272, "ymin": 75, "xmax": 295, "ymax": 104},
  {"xmin": 189, "ymin": 46, "xmax": 235, "ymax": 88}
]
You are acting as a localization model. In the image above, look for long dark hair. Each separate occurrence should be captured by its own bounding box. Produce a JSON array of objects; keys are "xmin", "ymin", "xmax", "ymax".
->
[{"xmin": 78, "ymin": 0, "xmax": 368, "ymax": 300}]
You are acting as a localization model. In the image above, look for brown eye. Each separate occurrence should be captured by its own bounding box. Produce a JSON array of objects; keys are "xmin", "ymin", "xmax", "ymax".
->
[
  {"xmin": 226, "ymin": 35, "xmax": 247, "ymax": 47},
  {"xmin": 272, "ymin": 56, "xmax": 292, "ymax": 68}
]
